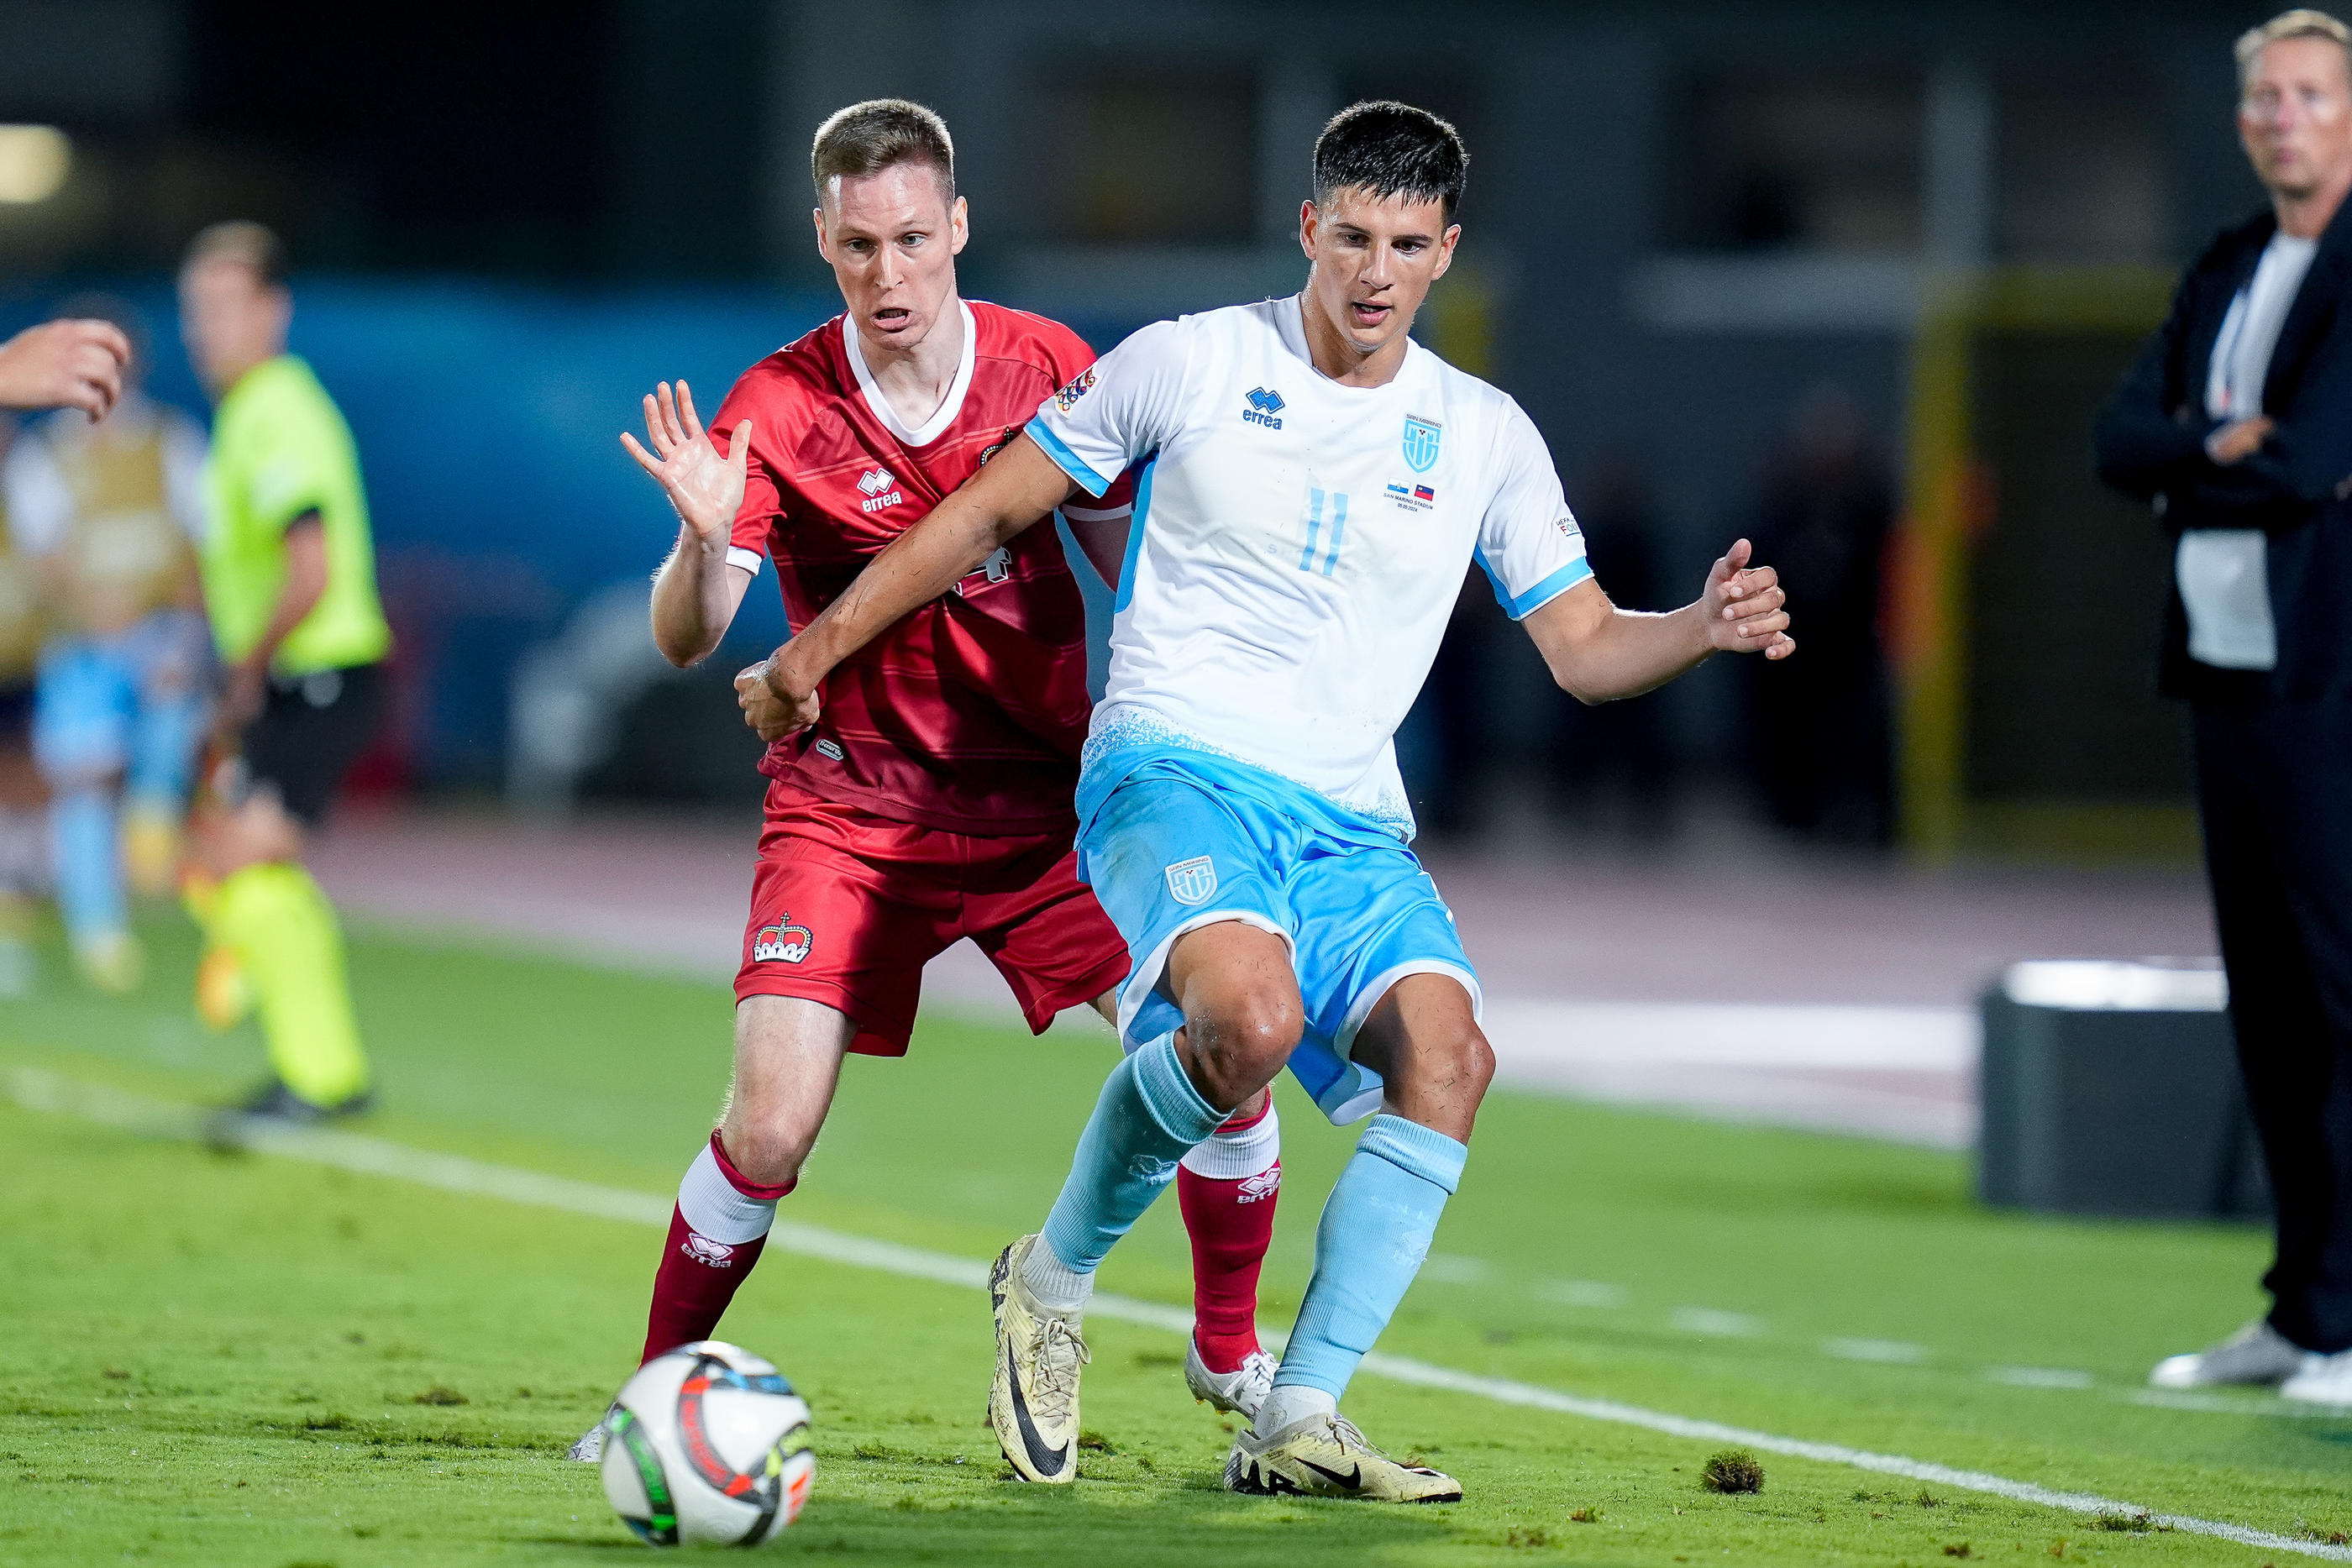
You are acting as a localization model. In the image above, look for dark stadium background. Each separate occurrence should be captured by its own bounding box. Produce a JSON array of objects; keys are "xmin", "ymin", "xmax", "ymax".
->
[{"xmin": 0, "ymin": 0, "xmax": 2273, "ymax": 858}]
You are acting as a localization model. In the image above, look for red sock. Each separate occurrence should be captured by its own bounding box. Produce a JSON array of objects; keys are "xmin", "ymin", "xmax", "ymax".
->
[
  {"xmin": 641, "ymin": 1131, "xmax": 794, "ymax": 1365},
  {"xmin": 1177, "ymin": 1101, "xmax": 1280, "ymax": 1374}
]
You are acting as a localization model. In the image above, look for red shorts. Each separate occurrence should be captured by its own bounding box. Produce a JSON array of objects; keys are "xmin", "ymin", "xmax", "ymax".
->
[{"xmin": 735, "ymin": 781, "xmax": 1130, "ymax": 1057}]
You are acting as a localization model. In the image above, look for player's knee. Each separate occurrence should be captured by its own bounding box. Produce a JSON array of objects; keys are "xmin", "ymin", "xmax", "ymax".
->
[
  {"xmin": 1396, "ymin": 1020, "xmax": 1494, "ymax": 1107},
  {"xmin": 1457, "ymin": 1025, "xmax": 1496, "ymax": 1100},
  {"xmin": 1189, "ymin": 987, "xmax": 1301, "ymax": 1100},
  {"xmin": 719, "ymin": 1119, "xmax": 811, "ymax": 1188}
]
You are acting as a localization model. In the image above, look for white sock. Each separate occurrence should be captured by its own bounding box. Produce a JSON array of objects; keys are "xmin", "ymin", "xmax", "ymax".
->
[
  {"xmin": 1179, "ymin": 1099, "xmax": 1280, "ymax": 1178},
  {"xmin": 1018, "ymin": 1237, "xmax": 1095, "ymax": 1316},
  {"xmin": 1253, "ymin": 1382, "xmax": 1337, "ymax": 1435},
  {"xmin": 677, "ymin": 1142, "xmax": 780, "ymax": 1244}
]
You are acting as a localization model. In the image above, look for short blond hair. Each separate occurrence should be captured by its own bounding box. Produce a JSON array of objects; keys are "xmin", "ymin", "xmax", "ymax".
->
[
  {"xmin": 2237, "ymin": 8, "xmax": 2352, "ymax": 87},
  {"xmin": 181, "ymin": 220, "xmax": 286, "ymax": 287}
]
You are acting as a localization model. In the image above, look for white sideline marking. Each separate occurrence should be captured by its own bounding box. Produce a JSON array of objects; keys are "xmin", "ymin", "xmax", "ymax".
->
[
  {"xmin": 11, "ymin": 1067, "xmax": 2349, "ymax": 1563},
  {"xmin": 1670, "ymin": 1306, "xmax": 1765, "ymax": 1338},
  {"xmin": 1986, "ymin": 1366, "xmax": 2097, "ymax": 1390},
  {"xmin": 1823, "ymin": 1337, "xmax": 1928, "ymax": 1365}
]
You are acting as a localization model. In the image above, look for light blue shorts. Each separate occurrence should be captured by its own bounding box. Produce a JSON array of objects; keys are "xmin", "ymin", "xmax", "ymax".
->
[
  {"xmin": 34, "ymin": 611, "xmax": 210, "ymax": 784},
  {"xmin": 1077, "ymin": 753, "xmax": 1480, "ymax": 1125}
]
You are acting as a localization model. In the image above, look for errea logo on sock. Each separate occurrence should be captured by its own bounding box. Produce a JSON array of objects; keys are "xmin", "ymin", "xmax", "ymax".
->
[
  {"xmin": 1237, "ymin": 1167, "xmax": 1283, "ymax": 1204},
  {"xmin": 681, "ymin": 1234, "xmax": 736, "ymax": 1266}
]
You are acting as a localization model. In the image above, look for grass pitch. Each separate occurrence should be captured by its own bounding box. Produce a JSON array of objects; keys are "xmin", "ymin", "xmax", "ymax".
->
[{"xmin": 2, "ymin": 910, "xmax": 2347, "ymax": 1565}]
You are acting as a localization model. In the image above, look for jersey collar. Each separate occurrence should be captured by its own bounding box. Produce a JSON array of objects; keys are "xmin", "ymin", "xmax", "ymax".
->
[
  {"xmin": 842, "ymin": 298, "xmax": 978, "ymax": 448},
  {"xmin": 1279, "ymin": 291, "xmax": 1425, "ymax": 392}
]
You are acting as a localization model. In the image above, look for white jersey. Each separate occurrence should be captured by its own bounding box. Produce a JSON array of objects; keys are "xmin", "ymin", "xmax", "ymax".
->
[{"xmin": 1028, "ymin": 292, "xmax": 1589, "ymax": 834}]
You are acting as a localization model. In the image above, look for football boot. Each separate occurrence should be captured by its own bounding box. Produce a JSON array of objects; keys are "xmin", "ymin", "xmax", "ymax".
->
[
  {"xmin": 987, "ymin": 1235, "xmax": 1089, "ymax": 1483},
  {"xmin": 1225, "ymin": 1410, "xmax": 1461, "ymax": 1502},
  {"xmin": 1184, "ymin": 1338, "xmax": 1277, "ymax": 1419}
]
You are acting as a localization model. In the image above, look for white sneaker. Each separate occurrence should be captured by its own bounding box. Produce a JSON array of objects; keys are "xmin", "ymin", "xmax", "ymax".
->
[
  {"xmin": 1184, "ymin": 1339, "xmax": 1277, "ymax": 1419},
  {"xmin": 2148, "ymin": 1319, "xmax": 2307, "ymax": 1388},
  {"xmin": 2280, "ymin": 1349, "xmax": 2352, "ymax": 1407}
]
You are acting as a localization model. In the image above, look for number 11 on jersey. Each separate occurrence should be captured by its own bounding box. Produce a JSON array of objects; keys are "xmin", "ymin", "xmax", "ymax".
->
[{"xmin": 1299, "ymin": 488, "xmax": 1349, "ymax": 577}]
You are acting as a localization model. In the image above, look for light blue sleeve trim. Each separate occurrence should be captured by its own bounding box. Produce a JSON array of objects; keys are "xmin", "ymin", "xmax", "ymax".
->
[
  {"xmin": 1474, "ymin": 548, "xmax": 1593, "ymax": 621},
  {"xmin": 1111, "ymin": 456, "xmax": 1157, "ymax": 614},
  {"xmin": 1025, "ymin": 417, "xmax": 1116, "ymax": 499}
]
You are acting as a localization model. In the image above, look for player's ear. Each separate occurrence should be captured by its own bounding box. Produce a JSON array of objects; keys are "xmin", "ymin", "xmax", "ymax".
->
[
  {"xmin": 1428, "ymin": 224, "xmax": 1461, "ymax": 284},
  {"xmin": 949, "ymin": 195, "xmax": 969, "ymax": 255},
  {"xmin": 811, "ymin": 205, "xmax": 829, "ymax": 261},
  {"xmin": 1299, "ymin": 199, "xmax": 1319, "ymax": 261}
]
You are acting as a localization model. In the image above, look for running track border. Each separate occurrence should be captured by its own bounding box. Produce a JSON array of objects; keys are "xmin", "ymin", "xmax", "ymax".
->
[{"xmin": 9, "ymin": 1067, "xmax": 2344, "ymax": 1563}]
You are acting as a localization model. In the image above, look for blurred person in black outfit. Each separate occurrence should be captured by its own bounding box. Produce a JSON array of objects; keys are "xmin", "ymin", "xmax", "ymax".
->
[
  {"xmin": 1399, "ymin": 567, "xmax": 1504, "ymax": 839},
  {"xmin": 1549, "ymin": 450, "xmax": 1676, "ymax": 841},
  {"xmin": 2096, "ymin": 8, "xmax": 2352, "ymax": 1405},
  {"xmin": 1743, "ymin": 385, "xmax": 1893, "ymax": 847}
]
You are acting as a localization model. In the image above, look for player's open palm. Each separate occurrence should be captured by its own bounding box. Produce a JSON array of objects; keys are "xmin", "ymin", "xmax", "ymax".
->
[
  {"xmin": 1703, "ymin": 538, "xmax": 1795, "ymax": 660},
  {"xmin": 621, "ymin": 380, "xmax": 748, "ymax": 545}
]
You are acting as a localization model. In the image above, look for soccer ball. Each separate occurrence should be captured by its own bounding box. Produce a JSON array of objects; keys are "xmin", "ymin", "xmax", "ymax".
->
[{"xmin": 599, "ymin": 1341, "xmax": 816, "ymax": 1546}]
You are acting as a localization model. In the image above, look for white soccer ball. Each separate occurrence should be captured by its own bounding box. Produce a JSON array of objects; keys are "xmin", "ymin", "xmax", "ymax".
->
[{"xmin": 599, "ymin": 1340, "xmax": 816, "ymax": 1546}]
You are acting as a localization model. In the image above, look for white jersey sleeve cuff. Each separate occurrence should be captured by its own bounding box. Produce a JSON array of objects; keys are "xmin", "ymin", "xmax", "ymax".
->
[
  {"xmin": 1026, "ymin": 418, "xmax": 1116, "ymax": 498},
  {"xmin": 1059, "ymin": 502, "xmax": 1133, "ymax": 523},
  {"xmin": 1477, "ymin": 552, "xmax": 1593, "ymax": 621},
  {"xmin": 725, "ymin": 545, "xmax": 764, "ymax": 574}
]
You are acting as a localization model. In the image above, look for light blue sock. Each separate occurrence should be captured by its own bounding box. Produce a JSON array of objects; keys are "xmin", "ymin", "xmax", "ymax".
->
[
  {"xmin": 1271, "ymin": 1114, "xmax": 1468, "ymax": 1401},
  {"xmin": 50, "ymin": 787, "xmax": 123, "ymax": 942},
  {"xmin": 1036, "ymin": 1033, "xmax": 1226, "ymax": 1282},
  {"xmin": 129, "ymin": 685, "xmax": 204, "ymax": 801}
]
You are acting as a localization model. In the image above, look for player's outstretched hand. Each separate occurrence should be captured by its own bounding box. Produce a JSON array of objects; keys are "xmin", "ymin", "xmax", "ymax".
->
[
  {"xmin": 736, "ymin": 656, "xmax": 820, "ymax": 743},
  {"xmin": 620, "ymin": 380, "xmax": 748, "ymax": 544},
  {"xmin": 0, "ymin": 317, "xmax": 132, "ymax": 420},
  {"xmin": 1703, "ymin": 538, "xmax": 1794, "ymax": 660}
]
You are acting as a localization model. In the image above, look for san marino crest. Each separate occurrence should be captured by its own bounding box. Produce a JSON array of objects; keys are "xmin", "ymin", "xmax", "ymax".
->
[
  {"xmin": 1164, "ymin": 855, "xmax": 1217, "ymax": 906},
  {"xmin": 1402, "ymin": 415, "xmax": 1442, "ymax": 474}
]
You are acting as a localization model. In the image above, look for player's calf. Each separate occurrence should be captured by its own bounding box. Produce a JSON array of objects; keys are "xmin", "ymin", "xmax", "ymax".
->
[{"xmin": 1178, "ymin": 1093, "xmax": 1281, "ymax": 1418}]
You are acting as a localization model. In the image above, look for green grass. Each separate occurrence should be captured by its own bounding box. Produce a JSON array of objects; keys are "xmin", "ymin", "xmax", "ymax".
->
[{"xmin": 3, "ymin": 910, "xmax": 2348, "ymax": 1565}]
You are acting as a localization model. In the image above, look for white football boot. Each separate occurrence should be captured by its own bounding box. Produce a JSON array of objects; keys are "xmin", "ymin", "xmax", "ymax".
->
[
  {"xmin": 1184, "ymin": 1339, "xmax": 1278, "ymax": 1419},
  {"xmin": 2148, "ymin": 1319, "xmax": 2307, "ymax": 1388},
  {"xmin": 564, "ymin": 1399, "xmax": 621, "ymax": 1462},
  {"xmin": 987, "ymin": 1235, "xmax": 1089, "ymax": 1483},
  {"xmin": 2280, "ymin": 1349, "xmax": 2352, "ymax": 1407},
  {"xmin": 1225, "ymin": 1411, "xmax": 1462, "ymax": 1502}
]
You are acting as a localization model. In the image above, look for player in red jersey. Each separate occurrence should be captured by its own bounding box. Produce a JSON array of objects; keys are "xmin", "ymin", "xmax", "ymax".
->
[{"xmin": 567, "ymin": 102, "xmax": 1281, "ymax": 1463}]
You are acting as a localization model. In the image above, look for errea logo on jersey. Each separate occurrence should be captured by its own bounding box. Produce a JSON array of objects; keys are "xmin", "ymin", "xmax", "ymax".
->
[
  {"xmin": 857, "ymin": 468, "xmax": 903, "ymax": 513},
  {"xmin": 1242, "ymin": 387, "xmax": 1285, "ymax": 429}
]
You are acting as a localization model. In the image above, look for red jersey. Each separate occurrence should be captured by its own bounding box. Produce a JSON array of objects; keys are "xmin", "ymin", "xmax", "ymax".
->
[{"xmin": 711, "ymin": 301, "xmax": 1131, "ymax": 835}]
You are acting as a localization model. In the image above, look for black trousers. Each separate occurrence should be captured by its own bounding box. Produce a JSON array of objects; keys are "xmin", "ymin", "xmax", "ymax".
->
[{"xmin": 2194, "ymin": 698, "xmax": 2352, "ymax": 1352}]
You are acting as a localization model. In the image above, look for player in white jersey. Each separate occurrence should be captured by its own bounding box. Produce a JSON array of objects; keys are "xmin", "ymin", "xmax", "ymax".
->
[{"xmin": 739, "ymin": 101, "xmax": 1795, "ymax": 1499}]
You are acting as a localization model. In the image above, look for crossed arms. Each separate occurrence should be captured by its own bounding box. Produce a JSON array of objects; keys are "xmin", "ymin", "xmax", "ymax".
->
[{"xmin": 618, "ymin": 384, "xmax": 1795, "ymax": 741}]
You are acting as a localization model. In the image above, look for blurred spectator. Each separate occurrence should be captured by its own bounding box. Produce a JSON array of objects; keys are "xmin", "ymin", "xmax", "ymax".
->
[
  {"xmin": 1742, "ymin": 385, "xmax": 1894, "ymax": 847},
  {"xmin": 2094, "ymin": 8, "xmax": 2352, "ymax": 1407},
  {"xmin": 5, "ymin": 296, "xmax": 210, "ymax": 992},
  {"xmin": 1549, "ymin": 450, "xmax": 1677, "ymax": 842}
]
